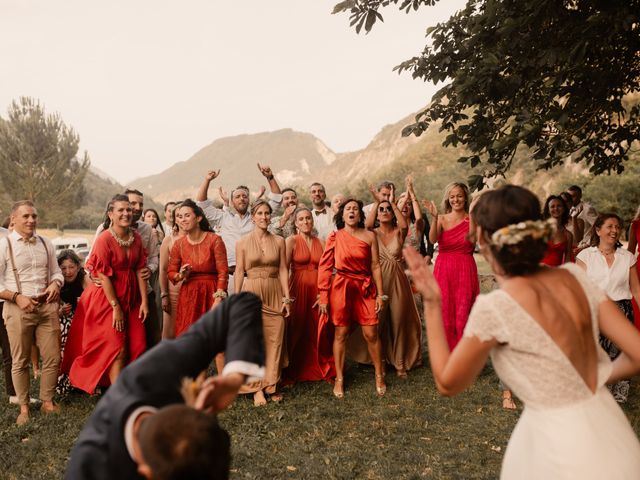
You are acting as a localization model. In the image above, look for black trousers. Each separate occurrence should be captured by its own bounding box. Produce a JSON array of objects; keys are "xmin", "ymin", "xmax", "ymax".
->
[
  {"xmin": 144, "ymin": 292, "xmax": 162, "ymax": 350},
  {"xmin": 0, "ymin": 303, "xmax": 17, "ymax": 396}
]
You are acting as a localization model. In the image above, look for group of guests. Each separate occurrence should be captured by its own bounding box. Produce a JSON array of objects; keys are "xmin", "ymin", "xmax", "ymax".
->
[{"xmin": 1, "ymin": 171, "xmax": 640, "ymax": 425}]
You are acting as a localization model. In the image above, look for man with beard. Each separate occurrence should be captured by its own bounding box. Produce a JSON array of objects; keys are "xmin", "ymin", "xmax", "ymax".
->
[
  {"xmin": 195, "ymin": 164, "xmax": 282, "ymax": 294},
  {"xmin": 268, "ymin": 188, "xmax": 300, "ymax": 239},
  {"xmin": 91, "ymin": 189, "xmax": 161, "ymax": 348},
  {"xmin": 308, "ymin": 182, "xmax": 333, "ymax": 241}
]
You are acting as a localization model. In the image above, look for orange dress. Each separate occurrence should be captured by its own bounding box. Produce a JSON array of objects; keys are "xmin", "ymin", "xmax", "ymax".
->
[
  {"xmin": 318, "ymin": 229, "xmax": 377, "ymax": 327},
  {"xmin": 168, "ymin": 233, "xmax": 228, "ymax": 337},
  {"xmin": 61, "ymin": 230, "xmax": 147, "ymax": 393},
  {"xmin": 283, "ymin": 235, "xmax": 335, "ymax": 383}
]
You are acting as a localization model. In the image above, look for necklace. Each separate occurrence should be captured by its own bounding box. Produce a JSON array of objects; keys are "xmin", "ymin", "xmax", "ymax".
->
[
  {"xmin": 109, "ymin": 226, "xmax": 134, "ymax": 248},
  {"xmin": 598, "ymin": 247, "xmax": 615, "ymax": 257}
]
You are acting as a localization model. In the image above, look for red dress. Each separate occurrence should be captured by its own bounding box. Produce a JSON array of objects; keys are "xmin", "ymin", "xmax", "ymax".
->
[
  {"xmin": 542, "ymin": 230, "xmax": 572, "ymax": 266},
  {"xmin": 433, "ymin": 218, "xmax": 479, "ymax": 350},
  {"xmin": 168, "ymin": 233, "xmax": 228, "ymax": 337},
  {"xmin": 283, "ymin": 235, "xmax": 335, "ymax": 383},
  {"xmin": 632, "ymin": 219, "xmax": 640, "ymax": 330},
  {"xmin": 318, "ymin": 229, "xmax": 377, "ymax": 327},
  {"xmin": 61, "ymin": 230, "xmax": 147, "ymax": 393}
]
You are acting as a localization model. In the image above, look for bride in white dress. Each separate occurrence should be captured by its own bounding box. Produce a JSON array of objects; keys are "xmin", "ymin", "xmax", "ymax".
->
[{"xmin": 404, "ymin": 185, "xmax": 640, "ymax": 479}]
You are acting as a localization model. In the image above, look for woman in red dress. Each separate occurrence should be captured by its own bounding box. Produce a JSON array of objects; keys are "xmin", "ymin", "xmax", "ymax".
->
[
  {"xmin": 168, "ymin": 199, "xmax": 228, "ymax": 337},
  {"xmin": 61, "ymin": 195, "xmax": 149, "ymax": 393},
  {"xmin": 541, "ymin": 195, "xmax": 574, "ymax": 266},
  {"xmin": 283, "ymin": 207, "xmax": 335, "ymax": 383},
  {"xmin": 318, "ymin": 199, "xmax": 386, "ymax": 398},
  {"xmin": 628, "ymin": 206, "xmax": 640, "ymax": 329}
]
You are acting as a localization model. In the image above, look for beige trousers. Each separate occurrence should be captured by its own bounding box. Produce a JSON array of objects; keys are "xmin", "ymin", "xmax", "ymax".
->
[{"xmin": 3, "ymin": 301, "xmax": 60, "ymax": 405}]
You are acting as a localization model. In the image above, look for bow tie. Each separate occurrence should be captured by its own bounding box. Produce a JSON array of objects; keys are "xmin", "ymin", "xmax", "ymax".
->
[
  {"xmin": 20, "ymin": 236, "xmax": 37, "ymax": 244},
  {"xmin": 314, "ymin": 209, "xmax": 327, "ymax": 216}
]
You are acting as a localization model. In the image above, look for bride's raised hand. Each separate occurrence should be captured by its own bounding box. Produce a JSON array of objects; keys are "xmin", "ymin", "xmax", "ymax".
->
[{"xmin": 403, "ymin": 247, "xmax": 441, "ymax": 304}]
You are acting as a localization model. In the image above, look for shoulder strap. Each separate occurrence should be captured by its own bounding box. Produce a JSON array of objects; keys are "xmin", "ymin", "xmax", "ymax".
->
[
  {"xmin": 5, "ymin": 238, "xmax": 22, "ymax": 293},
  {"xmin": 37, "ymin": 235, "xmax": 51, "ymax": 284}
]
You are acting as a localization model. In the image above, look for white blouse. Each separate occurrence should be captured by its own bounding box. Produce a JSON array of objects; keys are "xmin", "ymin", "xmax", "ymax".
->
[{"xmin": 576, "ymin": 246, "xmax": 636, "ymax": 301}]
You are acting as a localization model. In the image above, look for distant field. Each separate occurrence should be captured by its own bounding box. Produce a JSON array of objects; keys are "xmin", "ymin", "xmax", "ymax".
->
[{"xmin": 37, "ymin": 229, "xmax": 96, "ymax": 246}]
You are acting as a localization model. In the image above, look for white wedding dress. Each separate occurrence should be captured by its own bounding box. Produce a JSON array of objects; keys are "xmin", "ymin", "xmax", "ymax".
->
[{"xmin": 464, "ymin": 263, "xmax": 640, "ymax": 479}]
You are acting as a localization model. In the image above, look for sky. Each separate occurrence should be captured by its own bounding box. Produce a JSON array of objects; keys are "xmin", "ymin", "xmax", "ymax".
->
[{"xmin": 0, "ymin": 0, "xmax": 465, "ymax": 184}]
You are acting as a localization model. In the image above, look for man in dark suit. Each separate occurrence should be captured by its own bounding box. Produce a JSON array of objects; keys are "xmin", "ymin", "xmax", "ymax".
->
[{"xmin": 65, "ymin": 292, "xmax": 265, "ymax": 480}]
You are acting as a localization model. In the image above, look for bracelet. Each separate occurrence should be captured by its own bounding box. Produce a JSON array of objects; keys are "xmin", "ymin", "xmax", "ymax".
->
[
  {"xmin": 160, "ymin": 292, "xmax": 169, "ymax": 299},
  {"xmin": 266, "ymin": 175, "xmax": 274, "ymax": 181},
  {"xmin": 377, "ymin": 294, "xmax": 389, "ymax": 302},
  {"xmin": 110, "ymin": 299, "xmax": 120, "ymax": 309},
  {"xmin": 213, "ymin": 290, "xmax": 228, "ymax": 299},
  {"xmin": 282, "ymin": 297, "xmax": 294, "ymax": 305},
  {"xmin": 11, "ymin": 292, "xmax": 19, "ymax": 303}
]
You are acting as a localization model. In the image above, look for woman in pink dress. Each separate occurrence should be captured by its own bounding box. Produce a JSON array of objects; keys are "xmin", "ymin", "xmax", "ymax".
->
[
  {"xmin": 541, "ymin": 195, "xmax": 574, "ymax": 266},
  {"xmin": 425, "ymin": 182, "xmax": 479, "ymax": 350}
]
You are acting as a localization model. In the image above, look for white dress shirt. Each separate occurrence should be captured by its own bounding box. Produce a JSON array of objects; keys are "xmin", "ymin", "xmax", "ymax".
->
[
  {"xmin": 0, "ymin": 230, "xmax": 64, "ymax": 296},
  {"xmin": 311, "ymin": 207, "xmax": 334, "ymax": 242},
  {"xmin": 197, "ymin": 192, "xmax": 282, "ymax": 267},
  {"xmin": 576, "ymin": 247, "xmax": 636, "ymax": 301},
  {"xmin": 571, "ymin": 201, "xmax": 598, "ymax": 248}
]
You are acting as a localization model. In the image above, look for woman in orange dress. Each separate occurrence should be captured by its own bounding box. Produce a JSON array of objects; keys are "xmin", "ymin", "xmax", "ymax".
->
[
  {"xmin": 541, "ymin": 195, "xmax": 574, "ymax": 266},
  {"xmin": 168, "ymin": 199, "xmax": 229, "ymax": 337},
  {"xmin": 235, "ymin": 200, "xmax": 291, "ymax": 406},
  {"xmin": 318, "ymin": 199, "xmax": 386, "ymax": 398},
  {"xmin": 61, "ymin": 194, "xmax": 149, "ymax": 393},
  {"xmin": 283, "ymin": 207, "xmax": 335, "ymax": 383}
]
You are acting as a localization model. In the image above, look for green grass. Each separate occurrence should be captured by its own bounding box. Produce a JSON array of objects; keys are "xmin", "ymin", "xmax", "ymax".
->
[{"xmin": 1, "ymin": 361, "xmax": 639, "ymax": 479}]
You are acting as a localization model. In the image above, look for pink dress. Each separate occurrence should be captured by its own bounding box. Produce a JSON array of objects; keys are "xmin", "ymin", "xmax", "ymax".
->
[{"xmin": 433, "ymin": 217, "xmax": 479, "ymax": 349}]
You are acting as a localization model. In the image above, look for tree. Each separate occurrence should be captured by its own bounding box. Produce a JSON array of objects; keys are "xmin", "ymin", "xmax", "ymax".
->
[
  {"xmin": 0, "ymin": 97, "xmax": 90, "ymax": 227},
  {"xmin": 333, "ymin": 0, "xmax": 640, "ymax": 189}
]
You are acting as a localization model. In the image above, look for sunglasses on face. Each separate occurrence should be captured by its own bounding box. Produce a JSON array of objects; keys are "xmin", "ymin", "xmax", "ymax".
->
[{"xmin": 378, "ymin": 206, "xmax": 392, "ymax": 213}]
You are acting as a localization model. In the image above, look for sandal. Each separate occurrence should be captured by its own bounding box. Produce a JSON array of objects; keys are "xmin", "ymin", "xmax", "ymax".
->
[
  {"xmin": 502, "ymin": 390, "xmax": 516, "ymax": 410},
  {"xmin": 375, "ymin": 374, "xmax": 386, "ymax": 397},
  {"xmin": 333, "ymin": 377, "xmax": 344, "ymax": 399}
]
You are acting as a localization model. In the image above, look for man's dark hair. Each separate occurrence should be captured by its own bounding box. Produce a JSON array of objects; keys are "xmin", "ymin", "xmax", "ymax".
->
[
  {"xmin": 281, "ymin": 188, "xmax": 297, "ymax": 196},
  {"xmin": 102, "ymin": 194, "xmax": 131, "ymax": 230},
  {"xmin": 124, "ymin": 188, "xmax": 144, "ymax": 197},
  {"xmin": 164, "ymin": 201, "xmax": 176, "ymax": 211},
  {"xmin": 376, "ymin": 180, "xmax": 394, "ymax": 192},
  {"xmin": 567, "ymin": 185, "xmax": 582, "ymax": 196},
  {"xmin": 138, "ymin": 405, "xmax": 230, "ymax": 480},
  {"xmin": 334, "ymin": 199, "xmax": 365, "ymax": 230}
]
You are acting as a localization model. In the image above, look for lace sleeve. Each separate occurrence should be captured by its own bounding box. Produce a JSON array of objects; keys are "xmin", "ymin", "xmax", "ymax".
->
[{"xmin": 463, "ymin": 293, "xmax": 509, "ymax": 343}]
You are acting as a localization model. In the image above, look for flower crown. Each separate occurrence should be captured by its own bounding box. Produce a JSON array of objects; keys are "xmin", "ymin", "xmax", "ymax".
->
[{"xmin": 490, "ymin": 218, "xmax": 556, "ymax": 248}]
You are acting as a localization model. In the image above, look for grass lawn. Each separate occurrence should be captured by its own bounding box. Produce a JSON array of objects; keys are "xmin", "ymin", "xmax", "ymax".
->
[{"xmin": 1, "ymin": 359, "xmax": 639, "ymax": 479}]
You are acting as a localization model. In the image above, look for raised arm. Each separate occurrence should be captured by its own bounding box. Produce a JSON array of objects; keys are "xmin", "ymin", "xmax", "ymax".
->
[
  {"xmin": 365, "ymin": 184, "xmax": 381, "ymax": 231},
  {"xmin": 404, "ymin": 247, "xmax": 495, "ymax": 396},
  {"xmin": 258, "ymin": 163, "xmax": 282, "ymax": 195},
  {"xmin": 423, "ymin": 200, "xmax": 441, "ymax": 244},
  {"xmin": 196, "ymin": 170, "xmax": 220, "ymax": 202}
]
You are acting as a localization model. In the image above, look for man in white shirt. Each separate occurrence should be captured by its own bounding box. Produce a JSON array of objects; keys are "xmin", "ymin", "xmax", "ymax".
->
[
  {"xmin": 268, "ymin": 188, "xmax": 300, "ymax": 239},
  {"xmin": 0, "ymin": 226, "xmax": 17, "ymax": 404},
  {"xmin": 568, "ymin": 185, "xmax": 598, "ymax": 249},
  {"xmin": 161, "ymin": 201, "xmax": 176, "ymax": 235},
  {"xmin": 363, "ymin": 180, "xmax": 395, "ymax": 218},
  {"xmin": 0, "ymin": 201, "xmax": 63, "ymax": 424},
  {"xmin": 309, "ymin": 183, "xmax": 333, "ymax": 241},
  {"xmin": 196, "ymin": 164, "xmax": 283, "ymax": 293}
]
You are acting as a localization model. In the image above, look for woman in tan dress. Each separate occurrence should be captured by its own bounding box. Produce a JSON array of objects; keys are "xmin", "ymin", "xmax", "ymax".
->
[
  {"xmin": 235, "ymin": 200, "xmax": 291, "ymax": 406},
  {"xmin": 350, "ymin": 188, "xmax": 422, "ymax": 376},
  {"xmin": 159, "ymin": 204, "xmax": 184, "ymax": 339}
]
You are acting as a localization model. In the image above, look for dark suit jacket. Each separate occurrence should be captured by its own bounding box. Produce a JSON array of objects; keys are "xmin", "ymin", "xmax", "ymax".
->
[{"xmin": 65, "ymin": 292, "xmax": 265, "ymax": 480}]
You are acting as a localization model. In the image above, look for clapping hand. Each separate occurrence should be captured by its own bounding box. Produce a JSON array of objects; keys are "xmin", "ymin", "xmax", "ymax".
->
[
  {"xmin": 422, "ymin": 199, "xmax": 438, "ymax": 218},
  {"xmin": 368, "ymin": 184, "xmax": 384, "ymax": 203}
]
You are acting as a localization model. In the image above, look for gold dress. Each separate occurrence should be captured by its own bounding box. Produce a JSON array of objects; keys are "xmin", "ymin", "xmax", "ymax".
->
[
  {"xmin": 240, "ymin": 231, "xmax": 286, "ymax": 394},
  {"xmin": 349, "ymin": 232, "xmax": 422, "ymax": 371}
]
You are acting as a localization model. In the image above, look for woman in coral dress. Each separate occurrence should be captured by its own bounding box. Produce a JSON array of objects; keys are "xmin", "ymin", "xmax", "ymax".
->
[
  {"xmin": 318, "ymin": 199, "xmax": 386, "ymax": 398},
  {"xmin": 283, "ymin": 207, "xmax": 335, "ymax": 383},
  {"xmin": 61, "ymin": 195, "xmax": 149, "ymax": 393},
  {"xmin": 235, "ymin": 200, "xmax": 291, "ymax": 406},
  {"xmin": 168, "ymin": 199, "xmax": 228, "ymax": 338},
  {"xmin": 541, "ymin": 195, "xmax": 574, "ymax": 266},
  {"xmin": 425, "ymin": 182, "xmax": 479, "ymax": 350},
  {"xmin": 406, "ymin": 185, "xmax": 640, "ymax": 479}
]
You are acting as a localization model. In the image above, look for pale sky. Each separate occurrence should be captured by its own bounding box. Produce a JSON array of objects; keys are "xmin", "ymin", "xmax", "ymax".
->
[{"xmin": 0, "ymin": 0, "xmax": 465, "ymax": 184}]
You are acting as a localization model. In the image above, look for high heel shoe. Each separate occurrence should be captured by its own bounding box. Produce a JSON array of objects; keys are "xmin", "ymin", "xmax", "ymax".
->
[
  {"xmin": 375, "ymin": 374, "xmax": 386, "ymax": 396},
  {"xmin": 333, "ymin": 377, "xmax": 344, "ymax": 399}
]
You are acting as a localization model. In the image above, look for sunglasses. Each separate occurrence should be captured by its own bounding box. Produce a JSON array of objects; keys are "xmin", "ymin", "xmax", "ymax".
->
[{"xmin": 378, "ymin": 206, "xmax": 393, "ymax": 213}]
